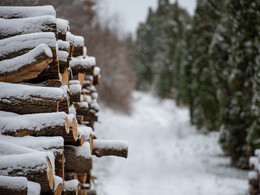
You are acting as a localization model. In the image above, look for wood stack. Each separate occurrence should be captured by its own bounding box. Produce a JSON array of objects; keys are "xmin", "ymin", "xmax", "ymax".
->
[
  {"xmin": 0, "ymin": 5, "xmax": 128, "ymax": 195},
  {"xmin": 248, "ymin": 149, "xmax": 260, "ymax": 195}
]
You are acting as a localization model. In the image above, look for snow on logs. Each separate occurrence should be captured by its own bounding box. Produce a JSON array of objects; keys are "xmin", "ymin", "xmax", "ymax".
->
[
  {"xmin": 0, "ymin": 15, "xmax": 57, "ymax": 40},
  {"xmin": 248, "ymin": 149, "xmax": 260, "ymax": 194},
  {"xmin": 0, "ymin": 5, "xmax": 56, "ymax": 19},
  {"xmin": 57, "ymin": 18, "xmax": 70, "ymax": 41},
  {"xmin": 0, "ymin": 44, "xmax": 53, "ymax": 83},
  {"xmin": 70, "ymin": 56, "xmax": 96, "ymax": 75},
  {"xmin": 66, "ymin": 32, "xmax": 84, "ymax": 57},
  {"xmin": 0, "ymin": 82, "xmax": 68, "ymax": 114},
  {"xmin": 0, "ymin": 152, "xmax": 54, "ymax": 192},
  {"xmin": 92, "ymin": 140, "xmax": 128, "ymax": 158}
]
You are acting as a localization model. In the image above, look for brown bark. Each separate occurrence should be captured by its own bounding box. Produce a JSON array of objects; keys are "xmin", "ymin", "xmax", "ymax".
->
[
  {"xmin": 64, "ymin": 146, "xmax": 92, "ymax": 173},
  {"xmin": 0, "ymin": 176, "xmax": 28, "ymax": 195},
  {"xmin": 74, "ymin": 102, "xmax": 89, "ymax": 116},
  {"xmin": 73, "ymin": 46, "xmax": 84, "ymax": 57},
  {"xmin": 42, "ymin": 79, "xmax": 62, "ymax": 87},
  {"xmin": 0, "ymin": 46, "xmax": 53, "ymax": 83},
  {"xmin": 93, "ymin": 74, "xmax": 101, "ymax": 85},
  {"xmin": 58, "ymin": 94, "xmax": 70, "ymax": 114},
  {"xmin": 92, "ymin": 140, "xmax": 128, "ymax": 158}
]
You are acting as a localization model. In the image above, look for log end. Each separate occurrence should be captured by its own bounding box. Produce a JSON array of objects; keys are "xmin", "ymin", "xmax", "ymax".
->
[
  {"xmin": 46, "ymin": 157, "xmax": 54, "ymax": 191},
  {"xmin": 65, "ymin": 117, "xmax": 70, "ymax": 134}
]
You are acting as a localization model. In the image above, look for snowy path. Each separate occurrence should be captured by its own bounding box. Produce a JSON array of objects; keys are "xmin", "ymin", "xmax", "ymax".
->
[{"xmin": 93, "ymin": 92, "xmax": 248, "ymax": 195}]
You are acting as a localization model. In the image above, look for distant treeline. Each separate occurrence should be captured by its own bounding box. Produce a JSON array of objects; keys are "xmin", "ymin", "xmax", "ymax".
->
[{"xmin": 132, "ymin": 0, "xmax": 259, "ymax": 169}]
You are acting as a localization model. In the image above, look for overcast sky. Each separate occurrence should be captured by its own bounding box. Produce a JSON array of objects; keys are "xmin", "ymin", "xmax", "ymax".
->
[{"xmin": 102, "ymin": 0, "xmax": 197, "ymax": 35}]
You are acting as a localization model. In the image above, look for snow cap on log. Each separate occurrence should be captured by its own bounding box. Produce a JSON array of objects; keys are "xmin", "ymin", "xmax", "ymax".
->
[
  {"xmin": 0, "ymin": 175, "xmax": 28, "ymax": 193},
  {"xmin": 57, "ymin": 18, "xmax": 70, "ymax": 34},
  {"xmin": 66, "ymin": 32, "xmax": 84, "ymax": 47},
  {"xmin": 58, "ymin": 40, "xmax": 70, "ymax": 51},
  {"xmin": 0, "ymin": 141, "xmax": 37, "ymax": 156},
  {"xmin": 93, "ymin": 66, "xmax": 100, "ymax": 76},
  {"xmin": 0, "ymin": 15, "xmax": 57, "ymax": 39},
  {"xmin": 0, "ymin": 32, "xmax": 56, "ymax": 61},
  {"xmin": 58, "ymin": 50, "xmax": 69, "ymax": 63},
  {"xmin": 70, "ymin": 56, "xmax": 96, "ymax": 74},
  {"xmin": 0, "ymin": 5, "xmax": 56, "ymax": 19},
  {"xmin": 63, "ymin": 179, "xmax": 79, "ymax": 193},
  {"xmin": 28, "ymin": 181, "xmax": 41, "ymax": 195},
  {"xmin": 0, "ymin": 44, "xmax": 53, "ymax": 83},
  {"xmin": 53, "ymin": 175, "xmax": 63, "ymax": 193}
]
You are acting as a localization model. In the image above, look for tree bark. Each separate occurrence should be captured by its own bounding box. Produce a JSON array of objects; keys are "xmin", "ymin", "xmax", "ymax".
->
[{"xmin": 0, "ymin": 176, "xmax": 28, "ymax": 195}]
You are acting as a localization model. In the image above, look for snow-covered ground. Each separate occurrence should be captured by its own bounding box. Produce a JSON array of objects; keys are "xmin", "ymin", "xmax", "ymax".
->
[{"xmin": 93, "ymin": 91, "xmax": 248, "ymax": 195}]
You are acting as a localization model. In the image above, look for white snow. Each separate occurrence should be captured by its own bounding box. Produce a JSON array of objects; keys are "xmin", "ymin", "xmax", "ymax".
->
[
  {"xmin": 0, "ymin": 43, "xmax": 52, "ymax": 74},
  {"xmin": 255, "ymin": 149, "xmax": 260, "ymax": 157},
  {"xmin": 93, "ymin": 140, "xmax": 128, "ymax": 151},
  {"xmin": 53, "ymin": 175, "xmax": 63, "ymax": 191},
  {"xmin": 58, "ymin": 50, "xmax": 69, "ymax": 62},
  {"xmin": 0, "ymin": 82, "xmax": 65, "ymax": 100},
  {"xmin": 0, "ymin": 175, "xmax": 28, "ymax": 190},
  {"xmin": 94, "ymin": 66, "xmax": 101, "ymax": 76},
  {"xmin": 0, "ymin": 135, "xmax": 64, "ymax": 152},
  {"xmin": 0, "ymin": 141, "xmax": 37, "ymax": 156},
  {"xmin": 27, "ymin": 181, "xmax": 41, "ymax": 195},
  {"xmin": 91, "ymin": 92, "xmax": 98, "ymax": 100},
  {"xmin": 69, "ymin": 105, "xmax": 77, "ymax": 116},
  {"xmin": 70, "ymin": 56, "xmax": 96, "ymax": 68},
  {"xmin": 0, "ymin": 112, "xmax": 67, "ymax": 133},
  {"xmin": 69, "ymin": 83, "xmax": 81, "ymax": 94},
  {"xmin": 249, "ymin": 156, "xmax": 258, "ymax": 168},
  {"xmin": 77, "ymin": 102, "xmax": 89, "ymax": 109},
  {"xmin": 0, "ymin": 15, "xmax": 56, "ymax": 36},
  {"xmin": 63, "ymin": 179, "xmax": 79, "ymax": 191},
  {"xmin": 69, "ymin": 80, "xmax": 80, "ymax": 85},
  {"xmin": 83, "ymin": 46, "xmax": 87, "ymax": 56},
  {"xmin": 0, "ymin": 5, "xmax": 56, "ymax": 19},
  {"xmin": 68, "ymin": 142, "xmax": 92, "ymax": 159},
  {"xmin": 66, "ymin": 32, "xmax": 84, "ymax": 47},
  {"xmin": 57, "ymin": 18, "xmax": 70, "ymax": 33},
  {"xmin": 0, "ymin": 32, "xmax": 56, "ymax": 58},
  {"xmin": 93, "ymin": 91, "xmax": 248, "ymax": 195},
  {"xmin": 58, "ymin": 40, "xmax": 70, "ymax": 51},
  {"xmin": 78, "ymin": 124, "xmax": 96, "ymax": 140},
  {"xmin": 248, "ymin": 171, "xmax": 258, "ymax": 180}
]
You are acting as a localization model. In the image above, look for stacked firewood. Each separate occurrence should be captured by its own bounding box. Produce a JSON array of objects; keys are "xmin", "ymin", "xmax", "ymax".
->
[
  {"xmin": 0, "ymin": 5, "xmax": 128, "ymax": 195},
  {"xmin": 249, "ymin": 150, "xmax": 260, "ymax": 195}
]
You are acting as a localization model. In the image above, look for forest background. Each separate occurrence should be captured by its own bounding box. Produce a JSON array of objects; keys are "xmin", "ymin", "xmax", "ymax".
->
[{"xmin": 1, "ymin": 0, "xmax": 259, "ymax": 169}]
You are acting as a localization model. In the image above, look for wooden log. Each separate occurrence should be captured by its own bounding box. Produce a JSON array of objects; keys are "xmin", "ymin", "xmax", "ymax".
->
[
  {"xmin": 76, "ymin": 173, "xmax": 87, "ymax": 184},
  {"xmin": 0, "ymin": 32, "xmax": 56, "ymax": 61},
  {"xmin": 0, "ymin": 134, "xmax": 65, "ymax": 180},
  {"xmin": 0, "ymin": 152, "xmax": 54, "ymax": 192},
  {"xmin": 58, "ymin": 40, "xmax": 70, "ymax": 52},
  {"xmin": 93, "ymin": 74, "xmax": 101, "ymax": 85},
  {"xmin": 63, "ymin": 180, "xmax": 79, "ymax": 195},
  {"xmin": 0, "ymin": 112, "xmax": 69, "ymax": 137},
  {"xmin": 0, "ymin": 5, "xmax": 56, "ymax": 19},
  {"xmin": 58, "ymin": 93, "xmax": 70, "ymax": 114},
  {"xmin": 86, "ymin": 190, "xmax": 97, "ymax": 195},
  {"xmin": 57, "ymin": 18, "xmax": 69, "ymax": 41},
  {"xmin": 74, "ymin": 102, "xmax": 89, "ymax": 115},
  {"xmin": 58, "ymin": 50, "xmax": 69, "ymax": 72},
  {"xmin": 42, "ymin": 79, "xmax": 62, "ymax": 87},
  {"xmin": 0, "ymin": 15, "xmax": 57, "ymax": 40},
  {"xmin": 64, "ymin": 143, "xmax": 92, "ymax": 173},
  {"xmin": 66, "ymin": 32, "xmax": 84, "ymax": 57},
  {"xmin": 31, "ymin": 59, "xmax": 60, "ymax": 82},
  {"xmin": 0, "ymin": 176, "xmax": 28, "ymax": 195},
  {"xmin": 0, "ymin": 44, "xmax": 53, "ymax": 83},
  {"xmin": 61, "ymin": 68, "xmax": 69, "ymax": 86},
  {"xmin": 0, "ymin": 82, "xmax": 65, "ymax": 114},
  {"xmin": 69, "ymin": 83, "xmax": 81, "ymax": 103},
  {"xmin": 92, "ymin": 140, "xmax": 128, "ymax": 158},
  {"xmin": 70, "ymin": 57, "xmax": 95, "ymax": 75},
  {"xmin": 65, "ymin": 172, "xmax": 78, "ymax": 181},
  {"xmin": 53, "ymin": 176, "xmax": 63, "ymax": 195},
  {"xmin": 76, "ymin": 115, "xmax": 84, "ymax": 125}
]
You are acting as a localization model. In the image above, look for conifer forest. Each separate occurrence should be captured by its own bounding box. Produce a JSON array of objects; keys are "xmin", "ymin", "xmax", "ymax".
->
[{"xmin": 0, "ymin": 0, "xmax": 259, "ymax": 194}]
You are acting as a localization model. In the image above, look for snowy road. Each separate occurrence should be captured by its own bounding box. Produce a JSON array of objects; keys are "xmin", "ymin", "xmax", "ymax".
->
[{"xmin": 93, "ymin": 92, "xmax": 248, "ymax": 195}]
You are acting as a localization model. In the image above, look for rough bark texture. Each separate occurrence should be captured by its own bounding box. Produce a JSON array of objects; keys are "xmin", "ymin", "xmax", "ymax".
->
[
  {"xmin": 0, "ymin": 187, "xmax": 27, "ymax": 195},
  {"xmin": 64, "ymin": 146, "xmax": 92, "ymax": 173},
  {"xmin": 74, "ymin": 102, "xmax": 89, "ymax": 116},
  {"xmin": 72, "ymin": 46, "xmax": 84, "ymax": 57}
]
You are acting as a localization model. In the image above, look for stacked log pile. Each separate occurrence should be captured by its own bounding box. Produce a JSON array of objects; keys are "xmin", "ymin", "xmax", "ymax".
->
[{"xmin": 0, "ymin": 5, "xmax": 128, "ymax": 195}]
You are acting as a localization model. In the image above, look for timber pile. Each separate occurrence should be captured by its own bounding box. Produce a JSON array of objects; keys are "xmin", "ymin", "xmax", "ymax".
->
[{"xmin": 0, "ymin": 5, "xmax": 128, "ymax": 195}]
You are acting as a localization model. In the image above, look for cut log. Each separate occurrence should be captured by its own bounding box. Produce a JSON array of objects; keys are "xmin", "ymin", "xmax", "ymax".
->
[
  {"xmin": 57, "ymin": 18, "xmax": 69, "ymax": 41},
  {"xmin": 93, "ymin": 140, "xmax": 128, "ymax": 158},
  {"xmin": 86, "ymin": 189, "xmax": 97, "ymax": 195},
  {"xmin": 69, "ymin": 83, "xmax": 81, "ymax": 103},
  {"xmin": 76, "ymin": 115, "xmax": 84, "ymax": 125},
  {"xmin": 0, "ymin": 176, "xmax": 28, "ymax": 195},
  {"xmin": 42, "ymin": 79, "xmax": 62, "ymax": 87},
  {"xmin": 66, "ymin": 32, "xmax": 84, "ymax": 57},
  {"xmin": 28, "ymin": 181, "xmax": 41, "ymax": 195},
  {"xmin": 0, "ymin": 32, "xmax": 56, "ymax": 61},
  {"xmin": 0, "ymin": 15, "xmax": 57, "ymax": 40},
  {"xmin": 74, "ymin": 102, "xmax": 89, "ymax": 115},
  {"xmin": 53, "ymin": 176, "xmax": 63, "ymax": 195},
  {"xmin": 58, "ymin": 92, "xmax": 70, "ymax": 114},
  {"xmin": 0, "ymin": 82, "xmax": 66, "ymax": 114},
  {"xmin": 58, "ymin": 50, "xmax": 69, "ymax": 72},
  {"xmin": 0, "ymin": 112, "xmax": 69, "ymax": 137},
  {"xmin": 61, "ymin": 68, "xmax": 69, "ymax": 86},
  {"xmin": 0, "ymin": 5, "xmax": 56, "ymax": 19},
  {"xmin": 64, "ymin": 143, "xmax": 92, "ymax": 173},
  {"xmin": 70, "ymin": 57, "xmax": 95, "ymax": 75},
  {"xmin": 0, "ymin": 135, "xmax": 65, "ymax": 180},
  {"xmin": 63, "ymin": 180, "xmax": 79, "ymax": 195},
  {"xmin": 65, "ymin": 172, "xmax": 78, "ymax": 181},
  {"xmin": 31, "ymin": 59, "xmax": 60, "ymax": 82},
  {"xmin": 0, "ymin": 152, "xmax": 54, "ymax": 192},
  {"xmin": 0, "ymin": 44, "xmax": 53, "ymax": 83}
]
